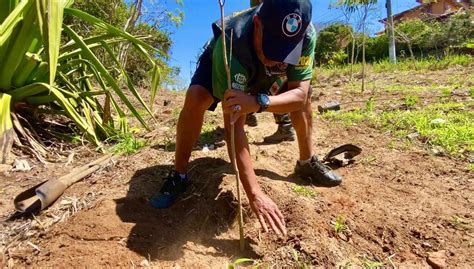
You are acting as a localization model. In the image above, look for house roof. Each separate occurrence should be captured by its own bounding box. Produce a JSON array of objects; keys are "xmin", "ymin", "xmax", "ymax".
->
[{"xmin": 380, "ymin": 0, "xmax": 466, "ymax": 23}]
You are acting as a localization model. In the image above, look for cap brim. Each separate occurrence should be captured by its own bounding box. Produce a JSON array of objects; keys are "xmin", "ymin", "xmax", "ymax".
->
[{"xmin": 262, "ymin": 30, "xmax": 303, "ymax": 65}]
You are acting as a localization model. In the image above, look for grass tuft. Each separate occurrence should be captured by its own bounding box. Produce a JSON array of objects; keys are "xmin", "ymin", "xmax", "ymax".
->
[
  {"xmin": 362, "ymin": 258, "xmax": 384, "ymax": 269},
  {"xmin": 451, "ymin": 215, "xmax": 470, "ymax": 230},
  {"xmin": 404, "ymin": 95, "xmax": 419, "ymax": 108},
  {"xmin": 199, "ymin": 122, "xmax": 217, "ymax": 144},
  {"xmin": 226, "ymin": 258, "xmax": 257, "ymax": 269},
  {"xmin": 107, "ymin": 132, "xmax": 146, "ymax": 155},
  {"xmin": 334, "ymin": 215, "xmax": 346, "ymax": 234},
  {"xmin": 467, "ymin": 163, "xmax": 474, "ymax": 172},
  {"xmin": 291, "ymin": 184, "xmax": 317, "ymax": 198}
]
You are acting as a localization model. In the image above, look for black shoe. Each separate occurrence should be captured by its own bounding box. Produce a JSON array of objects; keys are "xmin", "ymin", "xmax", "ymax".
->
[
  {"xmin": 245, "ymin": 113, "xmax": 258, "ymax": 127},
  {"xmin": 263, "ymin": 124, "xmax": 296, "ymax": 143},
  {"xmin": 294, "ymin": 155, "xmax": 342, "ymax": 186},
  {"xmin": 150, "ymin": 171, "xmax": 188, "ymax": 208}
]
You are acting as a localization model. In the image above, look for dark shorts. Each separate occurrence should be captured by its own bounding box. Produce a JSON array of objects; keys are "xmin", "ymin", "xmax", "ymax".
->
[{"xmin": 190, "ymin": 42, "xmax": 220, "ymax": 111}]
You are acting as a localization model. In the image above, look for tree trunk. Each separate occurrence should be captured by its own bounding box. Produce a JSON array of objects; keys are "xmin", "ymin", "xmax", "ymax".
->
[
  {"xmin": 407, "ymin": 42, "xmax": 417, "ymax": 70},
  {"xmin": 361, "ymin": 33, "xmax": 366, "ymax": 92},
  {"xmin": 350, "ymin": 33, "xmax": 356, "ymax": 80},
  {"xmin": 118, "ymin": 0, "xmax": 143, "ymax": 68},
  {"xmin": 361, "ymin": 6, "xmax": 368, "ymax": 93},
  {"xmin": 407, "ymin": 42, "xmax": 414, "ymax": 60}
]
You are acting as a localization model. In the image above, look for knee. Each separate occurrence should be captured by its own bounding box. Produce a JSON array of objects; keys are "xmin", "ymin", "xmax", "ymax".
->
[{"xmin": 183, "ymin": 85, "xmax": 214, "ymax": 112}]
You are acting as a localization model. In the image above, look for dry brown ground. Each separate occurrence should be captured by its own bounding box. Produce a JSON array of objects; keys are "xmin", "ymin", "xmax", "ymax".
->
[{"xmin": 1, "ymin": 66, "xmax": 472, "ymax": 268}]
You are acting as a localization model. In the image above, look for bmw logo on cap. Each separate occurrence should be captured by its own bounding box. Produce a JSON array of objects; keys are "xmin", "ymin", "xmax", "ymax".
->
[{"xmin": 282, "ymin": 13, "xmax": 302, "ymax": 37}]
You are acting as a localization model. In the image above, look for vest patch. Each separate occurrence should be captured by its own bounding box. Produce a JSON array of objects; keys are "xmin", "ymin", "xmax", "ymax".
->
[
  {"xmin": 232, "ymin": 82, "xmax": 245, "ymax": 90},
  {"xmin": 234, "ymin": 73, "xmax": 247, "ymax": 84}
]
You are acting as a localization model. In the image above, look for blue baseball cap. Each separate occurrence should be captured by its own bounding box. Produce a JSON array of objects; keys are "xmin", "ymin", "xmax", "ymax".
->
[{"xmin": 257, "ymin": 0, "xmax": 312, "ymax": 65}]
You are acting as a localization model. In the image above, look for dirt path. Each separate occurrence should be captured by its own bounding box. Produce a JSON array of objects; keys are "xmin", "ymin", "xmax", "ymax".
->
[{"xmin": 1, "ymin": 68, "xmax": 473, "ymax": 268}]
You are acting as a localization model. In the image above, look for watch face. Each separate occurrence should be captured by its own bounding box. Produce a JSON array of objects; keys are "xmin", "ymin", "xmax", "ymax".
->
[{"xmin": 258, "ymin": 94, "xmax": 270, "ymax": 106}]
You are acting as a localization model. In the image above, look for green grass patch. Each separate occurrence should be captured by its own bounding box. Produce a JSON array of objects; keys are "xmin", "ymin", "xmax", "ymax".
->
[
  {"xmin": 404, "ymin": 95, "xmax": 419, "ymax": 108},
  {"xmin": 162, "ymin": 137, "xmax": 176, "ymax": 151},
  {"xmin": 107, "ymin": 132, "xmax": 146, "ymax": 155},
  {"xmin": 467, "ymin": 163, "xmax": 474, "ymax": 172},
  {"xmin": 324, "ymin": 109, "xmax": 368, "ymax": 125},
  {"xmin": 316, "ymin": 55, "xmax": 473, "ymax": 79},
  {"xmin": 344, "ymin": 81, "xmax": 456, "ymax": 94},
  {"xmin": 323, "ymin": 101, "xmax": 473, "ymax": 157},
  {"xmin": 383, "ymin": 84, "xmax": 451, "ymax": 94},
  {"xmin": 372, "ymin": 54, "xmax": 473, "ymax": 72},
  {"xmin": 291, "ymin": 184, "xmax": 317, "ymax": 198},
  {"xmin": 199, "ymin": 122, "xmax": 217, "ymax": 144}
]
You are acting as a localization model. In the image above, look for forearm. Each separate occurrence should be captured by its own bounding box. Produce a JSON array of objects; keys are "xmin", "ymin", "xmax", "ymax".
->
[
  {"xmin": 222, "ymin": 109, "xmax": 287, "ymax": 235},
  {"xmin": 262, "ymin": 80, "xmax": 311, "ymax": 114},
  {"xmin": 223, "ymin": 113, "xmax": 262, "ymax": 197},
  {"xmin": 266, "ymin": 87, "xmax": 307, "ymax": 114}
]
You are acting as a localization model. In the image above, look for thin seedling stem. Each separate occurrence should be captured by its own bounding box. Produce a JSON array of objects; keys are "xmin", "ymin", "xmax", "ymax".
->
[{"xmin": 218, "ymin": 0, "xmax": 245, "ymax": 251}]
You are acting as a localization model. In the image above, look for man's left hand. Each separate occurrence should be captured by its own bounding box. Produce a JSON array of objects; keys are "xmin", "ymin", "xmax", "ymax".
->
[
  {"xmin": 249, "ymin": 190, "xmax": 287, "ymax": 236},
  {"xmin": 222, "ymin": 89, "xmax": 259, "ymax": 124}
]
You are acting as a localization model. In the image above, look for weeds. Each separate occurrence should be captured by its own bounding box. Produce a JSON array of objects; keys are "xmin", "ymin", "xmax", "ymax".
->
[
  {"xmin": 323, "ymin": 102, "xmax": 473, "ymax": 157},
  {"xmin": 451, "ymin": 215, "xmax": 470, "ymax": 230},
  {"xmin": 323, "ymin": 109, "xmax": 367, "ymax": 125},
  {"xmin": 227, "ymin": 258, "xmax": 259, "ymax": 269},
  {"xmin": 334, "ymin": 215, "xmax": 346, "ymax": 234},
  {"xmin": 441, "ymin": 87, "xmax": 452, "ymax": 97},
  {"xmin": 107, "ymin": 132, "xmax": 146, "ymax": 155},
  {"xmin": 291, "ymin": 184, "xmax": 317, "ymax": 198},
  {"xmin": 200, "ymin": 122, "xmax": 217, "ymax": 144},
  {"xmin": 162, "ymin": 137, "xmax": 176, "ymax": 151},
  {"xmin": 292, "ymin": 249, "xmax": 311, "ymax": 269},
  {"xmin": 365, "ymin": 97, "xmax": 375, "ymax": 112},
  {"xmin": 467, "ymin": 163, "xmax": 474, "ymax": 172},
  {"xmin": 404, "ymin": 95, "xmax": 419, "ymax": 108},
  {"xmin": 362, "ymin": 257, "xmax": 384, "ymax": 269},
  {"xmin": 377, "ymin": 84, "xmax": 452, "ymax": 94},
  {"xmin": 316, "ymin": 55, "xmax": 473, "ymax": 79}
]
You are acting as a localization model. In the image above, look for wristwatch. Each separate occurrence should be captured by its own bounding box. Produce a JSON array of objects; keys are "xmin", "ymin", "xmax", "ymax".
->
[{"xmin": 256, "ymin": 93, "xmax": 270, "ymax": 113}]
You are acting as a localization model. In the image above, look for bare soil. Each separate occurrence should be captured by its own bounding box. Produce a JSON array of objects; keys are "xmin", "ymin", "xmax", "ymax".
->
[{"xmin": 1, "ymin": 67, "xmax": 472, "ymax": 268}]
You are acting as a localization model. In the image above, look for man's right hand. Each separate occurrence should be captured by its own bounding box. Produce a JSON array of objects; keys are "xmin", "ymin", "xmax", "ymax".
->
[
  {"xmin": 248, "ymin": 190, "xmax": 287, "ymax": 236},
  {"xmin": 222, "ymin": 89, "xmax": 259, "ymax": 124}
]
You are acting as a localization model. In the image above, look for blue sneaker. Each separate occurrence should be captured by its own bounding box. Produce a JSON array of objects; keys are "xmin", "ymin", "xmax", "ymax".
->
[{"xmin": 150, "ymin": 171, "xmax": 188, "ymax": 208}]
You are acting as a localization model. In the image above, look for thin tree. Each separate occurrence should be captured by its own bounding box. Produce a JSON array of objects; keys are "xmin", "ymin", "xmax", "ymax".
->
[
  {"xmin": 332, "ymin": 0, "xmax": 356, "ymax": 79},
  {"xmin": 118, "ymin": 0, "xmax": 143, "ymax": 67},
  {"xmin": 336, "ymin": 0, "xmax": 377, "ymax": 92}
]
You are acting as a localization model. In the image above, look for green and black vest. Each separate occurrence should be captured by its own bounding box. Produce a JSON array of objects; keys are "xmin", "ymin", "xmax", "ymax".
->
[{"xmin": 210, "ymin": 6, "xmax": 316, "ymax": 100}]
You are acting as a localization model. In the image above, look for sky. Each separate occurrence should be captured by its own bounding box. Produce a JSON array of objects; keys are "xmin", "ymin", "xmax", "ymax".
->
[{"xmin": 164, "ymin": 0, "xmax": 419, "ymax": 88}]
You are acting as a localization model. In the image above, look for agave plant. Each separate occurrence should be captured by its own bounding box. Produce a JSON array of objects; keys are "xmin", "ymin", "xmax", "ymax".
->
[{"xmin": 0, "ymin": 0, "xmax": 160, "ymax": 162}]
